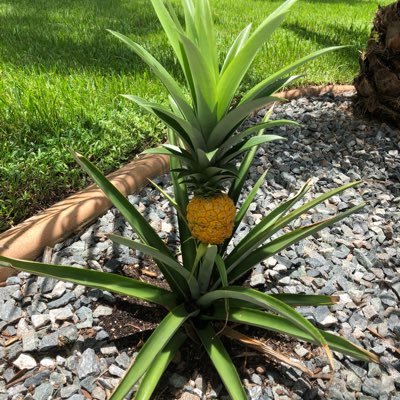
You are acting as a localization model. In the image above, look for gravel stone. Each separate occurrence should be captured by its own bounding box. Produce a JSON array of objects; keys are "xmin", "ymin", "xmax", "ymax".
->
[
  {"xmin": 1, "ymin": 299, "xmax": 22, "ymax": 323},
  {"xmin": 47, "ymin": 292, "xmax": 76, "ymax": 309},
  {"xmin": 60, "ymin": 385, "xmax": 80, "ymax": 398},
  {"xmin": 31, "ymin": 314, "xmax": 50, "ymax": 329},
  {"xmin": 13, "ymin": 354, "xmax": 37, "ymax": 370},
  {"xmin": 93, "ymin": 305, "xmax": 113, "ymax": 318},
  {"xmin": 23, "ymin": 371, "xmax": 50, "ymax": 389},
  {"xmin": 108, "ymin": 364, "xmax": 125, "ymax": 378},
  {"xmin": 75, "ymin": 306, "xmax": 93, "ymax": 328},
  {"xmin": 33, "ymin": 383, "xmax": 53, "ymax": 400},
  {"xmin": 346, "ymin": 371, "xmax": 362, "ymax": 391},
  {"xmin": 22, "ymin": 330, "xmax": 39, "ymax": 352},
  {"xmin": 91, "ymin": 386, "xmax": 107, "ymax": 400},
  {"xmin": 115, "ymin": 352, "xmax": 131, "ymax": 369},
  {"xmin": 58, "ymin": 325, "xmax": 78, "ymax": 345},
  {"xmin": 39, "ymin": 332, "xmax": 59, "ymax": 351},
  {"xmin": 77, "ymin": 348, "xmax": 101, "ymax": 379},
  {"xmin": 49, "ymin": 306, "xmax": 74, "ymax": 323}
]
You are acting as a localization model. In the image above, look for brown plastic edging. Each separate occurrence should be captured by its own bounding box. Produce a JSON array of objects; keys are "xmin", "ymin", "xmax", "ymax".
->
[
  {"xmin": 0, "ymin": 84, "xmax": 355, "ymax": 282},
  {"xmin": 0, "ymin": 154, "xmax": 169, "ymax": 281}
]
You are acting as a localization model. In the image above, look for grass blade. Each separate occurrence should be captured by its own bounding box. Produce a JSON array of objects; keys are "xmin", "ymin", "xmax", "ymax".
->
[
  {"xmin": 135, "ymin": 332, "xmax": 187, "ymax": 400},
  {"xmin": 0, "ymin": 256, "xmax": 177, "ymax": 309},
  {"xmin": 194, "ymin": 322, "xmax": 248, "ymax": 400},
  {"xmin": 110, "ymin": 304, "xmax": 195, "ymax": 400}
]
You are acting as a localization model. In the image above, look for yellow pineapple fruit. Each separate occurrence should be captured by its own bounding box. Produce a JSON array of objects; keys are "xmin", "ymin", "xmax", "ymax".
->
[{"xmin": 187, "ymin": 193, "xmax": 236, "ymax": 244}]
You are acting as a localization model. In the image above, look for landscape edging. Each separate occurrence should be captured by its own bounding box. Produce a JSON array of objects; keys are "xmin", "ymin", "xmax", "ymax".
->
[{"xmin": 0, "ymin": 84, "xmax": 355, "ymax": 282}]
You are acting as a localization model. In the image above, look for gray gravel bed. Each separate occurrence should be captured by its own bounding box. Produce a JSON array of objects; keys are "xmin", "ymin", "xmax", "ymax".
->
[{"xmin": 1, "ymin": 91, "xmax": 399, "ymax": 400}]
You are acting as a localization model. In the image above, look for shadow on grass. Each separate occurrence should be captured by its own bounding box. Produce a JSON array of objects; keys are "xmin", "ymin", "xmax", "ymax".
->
[
  {"xmin": 0, "ymin": 0, "xmax": 182, "ymax": 75},
  {"xmin": 282, "ymin": 20, "xmax": 369, "ymax": 64}
]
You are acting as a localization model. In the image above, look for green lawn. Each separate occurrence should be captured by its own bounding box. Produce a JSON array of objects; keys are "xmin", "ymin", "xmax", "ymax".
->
[{"xmin": 0, "ymin": 0, "xmax": 392, "ymax": 233}]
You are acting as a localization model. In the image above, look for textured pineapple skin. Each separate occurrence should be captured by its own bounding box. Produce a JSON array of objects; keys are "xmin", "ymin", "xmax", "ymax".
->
[{"xmin": 186, "ymin": 193, "xmax": 236, "ymax": 244}]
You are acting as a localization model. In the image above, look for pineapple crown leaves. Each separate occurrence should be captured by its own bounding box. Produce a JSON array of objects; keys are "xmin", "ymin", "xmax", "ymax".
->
[{"xmin": 109, "ymin": 0, "xmax": 343, "ymax": 155}]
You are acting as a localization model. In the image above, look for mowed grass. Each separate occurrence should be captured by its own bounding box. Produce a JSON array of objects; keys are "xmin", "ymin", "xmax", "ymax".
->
[{"xmin": 0, "ymin": 0, "xmax": 392, "ymax": 232}]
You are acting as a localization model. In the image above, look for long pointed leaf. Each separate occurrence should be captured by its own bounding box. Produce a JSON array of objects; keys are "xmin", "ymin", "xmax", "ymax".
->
[
  {"xmin": 225, "ymin": 179, "xmax": 312, "ymax": 266},
  {"xmin": 195, "ymin": 0, "xmax": 218, "ymax": 79},
  {"xmin": 0, "ymin": 256, "xmax": 177, "ymax": 309},
  {"xmin": 178, "ymin": 32, "xmax": 217, "ymax": 134},
  {"xmin": 217, "ymin": 0, "xmax": 297, "ymax": 117},
  {"xmin": 168, "ymin": 129, "xmax": 196, "ymax": 270},
  {"xmin": 219, "ymin": 135, "xmax": 284, "ymax": 164},
  {"xmin": 208, "ymin": 96, "xmax": 281, "ymax": 149},
  {"xmin": 141, "ymin": 146, "xmax": 192, "ymax": 161},
  {"xmin": 197, "ymin": 286, "xmax": 331, "ymax": 362},
  {"xmin": 221, "ymin": 23, "xmax": 252, "ymax": 75},
  {"xmin": 242, "ymin": 46, "xmax": 346, "ymax": 103},
  {"xmin": 198, "ymin": 245, "xmax": 218, "ymax": 293},
  {"xmin": 71, "ymin": 151, "xmax": 189, "ymax": 298},
  {"xmin": 135, "ymin": 332, "xmax": 187, "ymax": 400},
  {"xmin": 234, "ymin": 170, "xmax": 267, "ymax": 231},
  {"xmin": 208, "ymin": 307, "xmax": 379, "ymax": 363},
  {"xmin": 240, "ymin": 75, "xmax": 302, "ymax": 102},
  {"xmin": 215, "ymin": 119, "xmax": 300, "ymax": 160},
  {"xmin": 149, "ymin": 0, "xmax": 186, "ymax": 71},
  {"xmin": 122, "ymin": 95, "xmax": 205, "ymax": 150},
  {"xmin": 228, "ymin": 202, "xmax": 365, "ymax": 283},
  {"xmin": 194, "ymin": 322, "xmax": 248, "ymax": 400},
  {"xmin": 110, "ymin": 304, "xmax": 195, "ymax": 400},
  {"xmin": 270, "ymin": 293, "xmax": 339, "ymax": 306},
  {"xmin": 227, "ymin": 180, "xmax": 360, "ymax": 268},
  {"xmin": 108, "ymin": 234, "xmax": 200, "ymax": 299},
  {"xmin": 227, "ymin": 109, "xmax": 275, "ymax": 205},
  {"xmin": 107, "ymin": 29, "xmax": 198, "ymax": 127}
]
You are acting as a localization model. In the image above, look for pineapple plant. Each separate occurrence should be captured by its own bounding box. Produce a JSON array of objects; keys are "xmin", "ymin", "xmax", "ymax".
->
[
  {"xmin": 0, "ymin": 1, "xmax": 379, "ymax": 399},
  {"xmin": 109, "ymin": 0, "xmax": 341, "ymax": 246}
]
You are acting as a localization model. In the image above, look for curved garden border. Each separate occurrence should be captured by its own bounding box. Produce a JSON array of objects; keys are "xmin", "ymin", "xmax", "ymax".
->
[{"xmin": 0, "ymin": 84, "xmax": 355, "ymax": 282}]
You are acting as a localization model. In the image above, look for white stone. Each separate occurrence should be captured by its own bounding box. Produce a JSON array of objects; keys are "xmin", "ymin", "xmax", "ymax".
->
[
  {"xmin": 93, "ymin": 305, "xmax": 113, "ymax": 318},
  {"xmin": 16, "ymin": 318, "xmax": 31, "ymax": 336},
  {"xmin": 50, "ymin": 281, "xmax": 67, "ymax": 298},
  {"xmin": 40, "ymin": 357, "xmax": 56, "ymax": 368},
  {"xmin": 13, "ymin": 354, "xmax": 37, "ymax": 370},
  {"xmin": 31, "ymin": 314, "xmax": 50, "ymax": 329},
  {"xmin": 320, "ymin": 315, "xmax": 338, "ymax": 327},
  {"xmin": 49, "ymin": 307, "xmax": 73, "ymax": 323}
]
